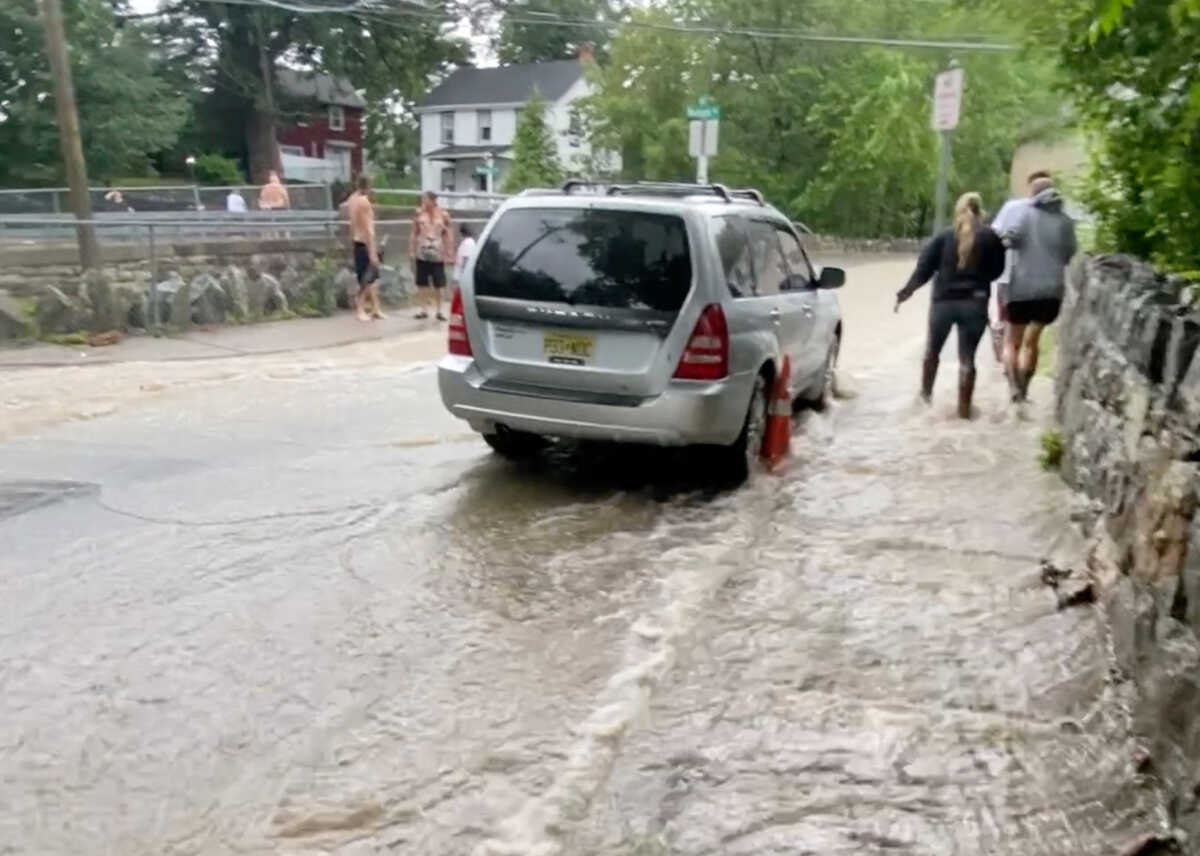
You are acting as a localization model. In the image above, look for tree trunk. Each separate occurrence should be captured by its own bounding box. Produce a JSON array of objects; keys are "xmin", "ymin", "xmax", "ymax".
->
[{"xmin": 246, "ymin": 107, "xmax": 281, "ymax": 184}]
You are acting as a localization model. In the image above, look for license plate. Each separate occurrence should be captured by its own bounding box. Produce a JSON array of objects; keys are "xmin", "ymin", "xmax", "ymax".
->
[{"xmin": 543, "ymin": 332, "xmax": 594, "ymax": 364}]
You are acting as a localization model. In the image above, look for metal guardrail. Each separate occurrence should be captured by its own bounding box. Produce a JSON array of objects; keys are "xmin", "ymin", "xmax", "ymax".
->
[
  {"xmin": 0, "ymin": 183, "xmax": 335, "ymax": 215},
  {"xmin": 0, "ymin": 184, "xmax": 513, "ymax": 216}
]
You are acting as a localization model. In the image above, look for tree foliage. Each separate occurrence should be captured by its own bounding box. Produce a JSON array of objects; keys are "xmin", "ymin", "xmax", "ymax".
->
[
  {"xmin": 1063, "ymin": 0, "xmax": 1200, "ymax": 274},
  {"xmin": 496, "ymin": 0, "xmax": 616, "ymax": 63},
  {"xmin": 502, "ymin": 89, "xmax": 563, "ymax": 192},
  {"xmin": 159, "ymin": 1, "xmax": 466, "ymax": 182},
  {"xmin": 0, "ymin": 0, "xmax": 187, "ymax": 185},
  {"xmin": 580, "ymin": 0, "xmax": 1066, "ymax": 238}
]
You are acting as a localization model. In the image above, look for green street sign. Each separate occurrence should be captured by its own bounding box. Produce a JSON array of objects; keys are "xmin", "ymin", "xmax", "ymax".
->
[
  {"xmin": 475, "ymin": 165, "xmax": 498, "ymax": 176},
  {"xmin": 686, "ymin": 95, "xmax": 721, "ymax": 120}
]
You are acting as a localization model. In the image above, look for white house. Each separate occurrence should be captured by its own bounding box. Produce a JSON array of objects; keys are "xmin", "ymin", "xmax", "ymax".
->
[{"xmin": 415, "ymin": 47, "xmax": 614, "ymax": 194}]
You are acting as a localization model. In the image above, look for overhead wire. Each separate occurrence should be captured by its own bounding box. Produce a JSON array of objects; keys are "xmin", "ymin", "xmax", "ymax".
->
[{"xmin": 146, "ymin": 0, "xmax": 1019, "ymax": 52}]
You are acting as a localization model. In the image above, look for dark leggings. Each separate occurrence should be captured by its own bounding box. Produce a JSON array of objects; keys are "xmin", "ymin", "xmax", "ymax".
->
[{"xmin": 926, "ymin": 298, "xmax": 988, "ymax": 370}]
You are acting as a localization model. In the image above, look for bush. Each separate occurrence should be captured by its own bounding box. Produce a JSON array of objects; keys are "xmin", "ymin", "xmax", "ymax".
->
[
  {"xmin": 296, "ymin": 257, "xmax": 338, "ymax": 318},
  {"xmin": 1058, "ymin": 0, "xmax": 1200, "ymax": 276},
  {"xmin": 192, "ymin": 154, "xmax": 244, "ymax": 186},
  {"xmin": 1039, "ymin": 430, "xmax": 1064, "ymax": 471}
]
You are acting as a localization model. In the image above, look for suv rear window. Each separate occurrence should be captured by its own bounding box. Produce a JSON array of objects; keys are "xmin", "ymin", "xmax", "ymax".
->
[{"xmin": 473, "ymin": 207, "xmax": 692, "ymax": 312}]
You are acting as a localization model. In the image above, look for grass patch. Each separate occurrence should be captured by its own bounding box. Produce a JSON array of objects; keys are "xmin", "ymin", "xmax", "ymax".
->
[
  {"xmin": 1039, "ymin": 429, "xmax": 1064, "ymax": 471},
  {"xmin": 43, "ymin": 331, "xmax": 89, "ymax": 346}
]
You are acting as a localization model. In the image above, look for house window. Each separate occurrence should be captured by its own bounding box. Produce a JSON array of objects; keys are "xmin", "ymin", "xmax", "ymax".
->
[
  {"xmin": 440, "ymin": 166, "xmax": 456, "ymax": 193},
  {"xmin": 567, "ymin": 108, "xmax": 584, "ymax": 149},
  {"xmin": 440, "ymin": 111, "xmax": 454, "ymax": 144},
  {"xmin": 477, "ymin": 109, "xmax": 492, "ymax": 142},
  {"xmin": 328, "ymin": 105, "xmax": 345, "ymax": 132}
]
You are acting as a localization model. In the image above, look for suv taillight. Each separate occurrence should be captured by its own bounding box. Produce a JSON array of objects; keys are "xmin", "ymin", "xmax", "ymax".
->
[
  {"xmin": 448, "ymin": 288, "xmax": 472, "ymax": 356},
  {"xmin": 674, "ymin": 303, "xmax": 728, "ymax": 380}
]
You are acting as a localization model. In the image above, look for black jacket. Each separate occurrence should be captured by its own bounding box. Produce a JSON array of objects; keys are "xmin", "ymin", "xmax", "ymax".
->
[{"xmin": 897, "ymin": 225, "xmax": 1006, "ymax": 303}]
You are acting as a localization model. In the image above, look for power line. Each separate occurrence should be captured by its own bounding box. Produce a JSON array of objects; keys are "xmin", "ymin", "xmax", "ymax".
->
[{"xmin": 155, "ymin": 0, "xmax": 1019, "ymax": 52}]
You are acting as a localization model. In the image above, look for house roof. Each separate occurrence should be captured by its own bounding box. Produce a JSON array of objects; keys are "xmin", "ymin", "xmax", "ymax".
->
[
  {"xmin": 425, "ymin": 144, "xmax": 511, "ymax": 160},
  {"xmin": 418, "ymin": 59, "xmax": 585, "ymax": 109},
  {"xmin": 276, "ymin": 69, "xmax": 366, "ymax": 109}
]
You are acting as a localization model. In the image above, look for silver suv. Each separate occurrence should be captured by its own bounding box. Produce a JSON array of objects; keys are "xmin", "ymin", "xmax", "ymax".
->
[{"xmin": 438, "ymin": 182, "xmax": 844, "ymax": 477}]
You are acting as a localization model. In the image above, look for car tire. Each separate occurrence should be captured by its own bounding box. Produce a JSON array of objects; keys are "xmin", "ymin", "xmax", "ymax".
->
[
  {"xmin": 801, "ymin": 338, "xmax": 839, "ymax": 411},
  {"xmin": 483, "ymin": 427, "xmax": 547, "ymax": 460},
  {"xmin": 720, "ymin": 372, "xmax": 768, "ymax": 482}
]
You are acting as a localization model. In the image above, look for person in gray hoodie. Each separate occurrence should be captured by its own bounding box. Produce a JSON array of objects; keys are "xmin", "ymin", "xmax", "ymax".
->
[{"xmin": 1002, "ymin": 185, "xmax": 1077, "ymax": 401}]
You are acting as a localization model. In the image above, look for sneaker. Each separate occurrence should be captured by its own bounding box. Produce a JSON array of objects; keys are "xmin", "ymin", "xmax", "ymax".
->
[
  {"xmin": 436, "ymin": 312, "xmax": 447, "ymax": 322},
  {"xmin": 414, "ymin": 311, "xmax": 429, "ymax": 320}
]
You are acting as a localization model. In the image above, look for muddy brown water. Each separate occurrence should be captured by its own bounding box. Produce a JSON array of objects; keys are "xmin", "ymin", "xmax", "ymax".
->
[{"xmin": 0, "ymin": 257, "xmax": 1165, "ymax": 854}]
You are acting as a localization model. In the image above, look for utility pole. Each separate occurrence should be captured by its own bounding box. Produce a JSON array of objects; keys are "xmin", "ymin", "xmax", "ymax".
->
[{"xmin": 39, "ymin": 0, "xmax": 100, "ymax": 269}]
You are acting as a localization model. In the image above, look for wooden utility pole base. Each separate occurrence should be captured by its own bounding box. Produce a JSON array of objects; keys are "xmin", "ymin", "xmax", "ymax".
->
[{"xmin": 39, "ymin": 0, "xmax": 100, "ymax": 270}]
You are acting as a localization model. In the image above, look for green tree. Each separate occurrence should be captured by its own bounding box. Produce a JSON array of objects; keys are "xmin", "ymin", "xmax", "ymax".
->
[
  {"xmin": 581, "ymin": 0, "xmax": 1066, "ymax": 237},
  {"xmin": 496, "ymin": 0, "xmax": 617, "ymax": 63},
  {"xmin": 0, "ymin": 0, "xmax": 187, "ymax": 185},
  {"xmin": 159, "ymin": 2, "xmax": 466, "ymax": 182},
  {"xmin": 502, "ymin": 90, "xmax": 563, "ymax": 192}
]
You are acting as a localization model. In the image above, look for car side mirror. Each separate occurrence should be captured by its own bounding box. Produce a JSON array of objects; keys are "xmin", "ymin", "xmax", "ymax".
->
[{"xmin": 818, "ymin": 266, "xmax": 845, "ymax": 289}]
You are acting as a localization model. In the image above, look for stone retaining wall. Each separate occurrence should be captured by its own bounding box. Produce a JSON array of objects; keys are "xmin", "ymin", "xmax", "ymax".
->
[{"xmin": 1056, "ymin": 254, "xmax": 1200, "ymax": 844}]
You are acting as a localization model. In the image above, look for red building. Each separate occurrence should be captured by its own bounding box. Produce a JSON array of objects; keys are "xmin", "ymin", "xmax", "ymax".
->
[{"xmin": 275, "ymin": 69, "xmax": 366, "ymax": 182}]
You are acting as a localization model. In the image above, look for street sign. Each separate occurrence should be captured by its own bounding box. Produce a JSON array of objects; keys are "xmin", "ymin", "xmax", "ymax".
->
[
  {"xmin": 932, "ymin": 67, "xmax": 965, "ymax": 131},
  {"xmin": 474, "ymin": 164, "xmax": 498, "ymax": 176},
  {"xmin": 686, "ymin": 95, "xmax": 721, "ymax": 121},
  {"xmin": 688, "ymin": 119, "xmax": 719, "ymax": 158}
]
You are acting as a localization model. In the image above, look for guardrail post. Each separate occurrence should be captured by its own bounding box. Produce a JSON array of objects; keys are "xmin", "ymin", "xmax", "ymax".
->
[
  {"xmin": 324, "ymin": 182, "xmax": 334, "ymax": 211},
  {"xmin": 148, "ymin": 223, "xmax": 159, "ymax": 334},
  {"xmin": 192, "ymin": 184, "xmax": 202, "ymax": 211},
  {"xmin": 52, "ymin": 190, "xmax": 61, "ymax": 214}
]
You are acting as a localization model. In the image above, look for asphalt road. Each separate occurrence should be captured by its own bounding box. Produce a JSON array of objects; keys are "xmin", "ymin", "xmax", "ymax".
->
[{"xmin": 0, "ymin": 257, "xmax": 1162, "ymax": 855}]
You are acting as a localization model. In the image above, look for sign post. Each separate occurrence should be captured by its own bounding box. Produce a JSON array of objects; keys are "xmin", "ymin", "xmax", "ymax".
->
[
  {"xmin": 686, "ymin": 96, "xmax": 721, "ymax": 184},
  {"xmin": 931, "ymin": 64, "xmax": 964, "ymax": 235},
  {"xmin": 475, "ymin": 152, "xmax": 498, "ymax": 194}
]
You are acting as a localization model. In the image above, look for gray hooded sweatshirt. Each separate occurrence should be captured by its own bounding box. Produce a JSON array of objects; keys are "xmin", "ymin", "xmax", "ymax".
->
[{"xmin": 1004, "ymin": 188, "xmax": 1077, "ymax": 303}]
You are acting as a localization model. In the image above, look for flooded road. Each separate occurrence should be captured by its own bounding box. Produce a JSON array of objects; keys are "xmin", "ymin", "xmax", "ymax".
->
[{"xmin": 0, "ymin": 257, "xmax": 1162, "ymax": 854}]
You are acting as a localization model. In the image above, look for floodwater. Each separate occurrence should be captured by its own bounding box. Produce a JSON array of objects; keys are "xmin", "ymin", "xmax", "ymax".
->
[{"xmin": 0, "ymin": 257, "xmax": 1165, "ymax": 855}]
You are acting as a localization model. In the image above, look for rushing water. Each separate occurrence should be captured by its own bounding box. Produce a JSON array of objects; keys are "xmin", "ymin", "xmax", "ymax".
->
[{"xmin": 0, "ymin": 258, "xmax": 1165, "ymax": 855}]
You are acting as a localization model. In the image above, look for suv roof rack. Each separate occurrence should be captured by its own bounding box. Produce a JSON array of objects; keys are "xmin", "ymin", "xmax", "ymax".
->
[{"xmin": 556, "ymin": 180, "xmax": 768, "ymax": 206}]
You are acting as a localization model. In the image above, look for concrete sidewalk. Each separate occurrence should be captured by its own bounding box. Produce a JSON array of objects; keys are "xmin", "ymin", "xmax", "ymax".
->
[{"xmin": 0, "ymin": 311, "xmax": 437, "ymax": 368}]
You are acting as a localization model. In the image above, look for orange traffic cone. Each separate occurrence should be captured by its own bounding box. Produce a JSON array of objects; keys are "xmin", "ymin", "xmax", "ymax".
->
[{"xmin": 762, "ymin": 356, "xmax": 792, "ymax": 469}]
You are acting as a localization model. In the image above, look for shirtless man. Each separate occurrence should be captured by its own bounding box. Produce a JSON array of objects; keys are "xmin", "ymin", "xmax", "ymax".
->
[{"xmin": 347, "ymin": 175, "xmax": 383, "ymax": 321}]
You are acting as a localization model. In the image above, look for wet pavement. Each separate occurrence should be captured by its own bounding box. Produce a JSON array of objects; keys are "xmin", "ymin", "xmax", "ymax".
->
[{"xmin": 0, "ymin": 256, "xmax": 1164, "ymax": 855}]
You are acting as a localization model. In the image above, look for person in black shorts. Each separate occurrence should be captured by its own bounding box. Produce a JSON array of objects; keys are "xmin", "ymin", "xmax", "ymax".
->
[
  {"xmin": 347, "ymin": 175, "xmax": 383, "ymax": 320},
  {"xmin": 410, "ymin": 191, "xmax": 454, "ymax": 321},
  {"xmin": 1001, "ymin": 184, "xmax": 1077, "ymax": 402}
]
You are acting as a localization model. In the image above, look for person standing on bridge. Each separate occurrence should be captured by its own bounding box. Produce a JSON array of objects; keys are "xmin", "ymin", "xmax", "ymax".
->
[
  {"xmin": 410, "ymin": 191, "xmax": 454, "ymax": 322},
  {"xmin": 348, "ymin": 174, "xmax": 384, "ymax": 322},
  {"xmin": 895, "ymin": 192, "xmax": 1007, "ymax": 418},
  {"xmin": 1001, "ymin": 183, "xmax": 1077, "ymax": 402},
  {"xmin": 258, "ymin": 171, "xmax": 290, "ymax": 211}
]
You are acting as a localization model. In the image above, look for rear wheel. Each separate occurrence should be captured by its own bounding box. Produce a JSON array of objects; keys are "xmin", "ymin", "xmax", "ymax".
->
[
  {"xmin": 483, "ymin": 427, "xmax": 547, "ymax": 460},
  {"xmin": 719, "ymin": 372, "xmax": 768, "ymax": 482}
]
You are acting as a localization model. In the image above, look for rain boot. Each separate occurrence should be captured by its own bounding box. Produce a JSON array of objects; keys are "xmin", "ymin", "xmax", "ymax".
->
[
  {"xmin": 1015, "ymin": 368, "xmax": 1032, "ymax": 403},
  {"xmin": 957, "ymin": 368, "xmax": 976, "ymax": 419},
  {"xmin": 920, "ymin": 356, "xmax": 938, "ymax": 404}
]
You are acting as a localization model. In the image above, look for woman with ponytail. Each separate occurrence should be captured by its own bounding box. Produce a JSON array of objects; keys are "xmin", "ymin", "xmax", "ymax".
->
[{"xmin": 895, "ymin": 192, "xmax": 1006, "ymax": 418}]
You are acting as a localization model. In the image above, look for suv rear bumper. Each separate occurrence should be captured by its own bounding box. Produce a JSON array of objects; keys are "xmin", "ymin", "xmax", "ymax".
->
[{"xmin": 438, "ymin": 356, "xmax": 753, "ymax": 446}]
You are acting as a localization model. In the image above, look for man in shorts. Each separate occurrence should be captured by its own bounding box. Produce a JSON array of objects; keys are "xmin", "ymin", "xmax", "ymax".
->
[
  {"xmin": 1001, "ymin": 181, "xmax": 1077, "ymax": 402},
  {"xmin": 988, "ymin": 170, "xmax": 1052, "ymax": 364},
  {"xmin": 409, "ymin": 191, "xmax": 454, "ymax": 321},
  {"xmin": 347, "ymin": 175, "xmax": 383, "ymax": 321}
]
